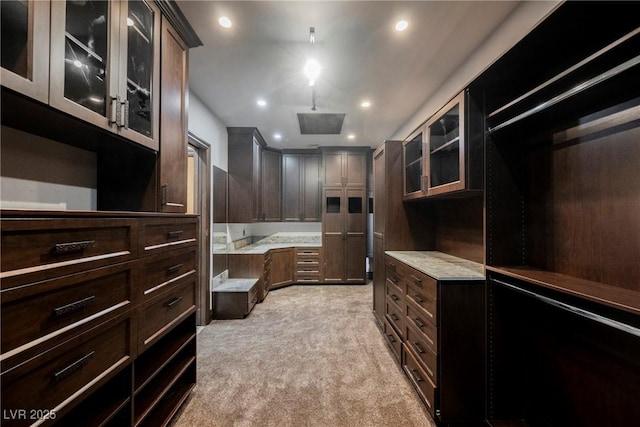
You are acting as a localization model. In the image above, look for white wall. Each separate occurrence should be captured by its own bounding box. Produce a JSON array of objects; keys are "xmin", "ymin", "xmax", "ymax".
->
[
  {"xmin": 188, "ymin": 92, "xmax": 228, "ymax": 171},
  {"xmin": 392, "ymin": 0, "xmax": 561, "ymax": 140},
  {"xmin": 0, "ymin": 126, "xmax": 97, "ymax": 210}
]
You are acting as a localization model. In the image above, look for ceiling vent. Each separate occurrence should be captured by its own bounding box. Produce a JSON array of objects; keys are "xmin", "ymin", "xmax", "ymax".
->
[{"xmin": 297, "ymin": 113, "xmax": 345, "ymax": 135}]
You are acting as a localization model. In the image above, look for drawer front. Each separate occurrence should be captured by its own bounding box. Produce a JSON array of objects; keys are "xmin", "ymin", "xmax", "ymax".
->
[
  {"xmin": 386, "ymin": 279, "xmax": 404, "ymax": 310},
  {"xmin": 403, "ymin": 343, "xmax": 437, "ymax": 417},
  {"xmin": 296, "ymin": 247, "xmax": 321, "ymax": 259},
  {"xmin": 1, "ymin": 315, "xmax": 132, "ymax": 425},
  {"xmin": 406, "ymin": 320, "xmax": 438, "ymax": 386},
  {"xmin": 139, "ymin": 247, "xmax": 197, "ymax": 301},
  {"xmin": 402, "ymin": 266, "xmax": 437, "ymax": 301},
  {"xmin": 385, "ymin": 295, "xmax": 405, "ymax": 338},
  {"xmin": 139, "ymin": 217, "xmax": 198, "ymax": 256},
  {"xmin": 1, "ymin": 262, "xmax": 135, "ymax": 363},
  {"xmin": 248, "ymin": 286, "xmax": 259, "ymax": 312},
  {"xmin": 296, "ymin": 273, "xmax": 321, "ymax": 283},
  {"xmin": 383, "ymin": 317, "xmax": 402, "ymax": 362},
  {"xmin": 0, "ymin": 218, "xmax": 137, "ymax": 289},
  {"xmin": 138, "ymin": 279, "xmax": 196, "ymax": 353},
  {"xmin": 406, "ymin": 300, "xmax": 438, "ymax": 351},
  {"xmin": 406, "ymin": 281, "xmax": 437, "ymax": 326}
]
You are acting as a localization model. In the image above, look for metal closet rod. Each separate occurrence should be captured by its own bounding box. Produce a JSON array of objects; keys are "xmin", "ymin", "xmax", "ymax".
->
[{"xmin": 490, "ymin": 278, "xmax": 640, "ymax": 339}]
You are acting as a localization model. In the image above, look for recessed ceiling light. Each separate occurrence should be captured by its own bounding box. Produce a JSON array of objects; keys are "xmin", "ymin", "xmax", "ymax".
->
[
  {"xmin": 218, "ymin": 16, "xmax": 232, "ymax": 28},
  {"xmin": 360, "ymin": 101, "xmax": 371, "ymax": 108},
  {"xmin": 273, "ymin": 133, "xmax": 282, "ymax": 140},
  {"xmin": 347, "ymin": 134, "xmax": 356, "ymax": 140},
  {"xmin": 395, "ymin": 20, "xmax": 409, "ymax": 32},
  {"xmin": 256, "ymin": 99, "xmax": 267, "ymax": 107}
]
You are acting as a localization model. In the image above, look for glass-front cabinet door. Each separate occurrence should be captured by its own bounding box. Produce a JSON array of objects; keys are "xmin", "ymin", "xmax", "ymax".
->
[
  {"xmin": 402, "ymin": 125, "xmax": 427, "ymax": 200},
  {"xmin": 0, "ymin": 0, "xmax": 50, "ymax": 103},
  {"xmin": 49, "ymin": 0, "xmax": 159, "ymax": 150},
  {"xmin": 425, "ymin": 90, "xmax": 466, "ymax": 196}
]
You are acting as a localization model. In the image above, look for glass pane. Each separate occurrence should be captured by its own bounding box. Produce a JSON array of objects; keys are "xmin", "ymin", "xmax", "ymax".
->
[
  {"xmin": 327, "ymin": 197, "xmax": 340, "ymax": 213},
  {"xmin": 126, "ymin": 0, "xmax": 154, "ymax": 137},
  {"xmin": 405, "ymin": 161, "xmax": 422, "ymax": 193},
  {"xmin": 1, "ymin": 0, "xmax": 29, "ymax": 78},
  {"xmin": 348, "ymin": 197, "xmax": 362, "ymax": 214},
  {"xmin": 64, "ymin": 0, "xmax": 108, "ymax": 115},
  {"xmin": 429, "ymin": 103, "xmax": 460, "ymax": 187},
  {"xmin": 405, "ymin": 134, "xmax": 422, "ymax": 164}
]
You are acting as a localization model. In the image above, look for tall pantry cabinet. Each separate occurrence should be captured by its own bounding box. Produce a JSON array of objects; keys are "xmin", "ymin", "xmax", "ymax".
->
[{"xmin": 322, "ymin": 149, "xmax": 368, "ymax": 284}]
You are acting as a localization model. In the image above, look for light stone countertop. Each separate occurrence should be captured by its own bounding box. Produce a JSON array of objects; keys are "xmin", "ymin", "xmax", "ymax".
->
[
  {"xmin": 213, "ymin": 278, "xmax": 258, "ymax": 292},
  {"xmin": 227, "ymin": 232, "xmax": 321, "ymax": 254},
  {"xmin": 385, "ymin": 251, "xmax": 485, "ymax": 281}
]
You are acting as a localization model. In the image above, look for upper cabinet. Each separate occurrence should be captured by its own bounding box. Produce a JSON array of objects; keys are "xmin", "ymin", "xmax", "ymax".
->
[
  {"xmin": 322, "ymin": 149, "xmax": 367, "ymax": 188},
  {"xmin": 0, "ymin": 0, "xmax": 50, "ymax": 103},
  {"xmin": 49, "ymin": 0, "xmax": 160, "ymax": 150},
  {"xmin": 261, "ymin": 149, "xmax": 282, "ymax": 222},
  {"xmin": 403, "ymin": 89, "xmax": 483, "ymax": 199},
  {"xmin": 282, "ymin": 153, "xmax": 321, "ymax": 222}
]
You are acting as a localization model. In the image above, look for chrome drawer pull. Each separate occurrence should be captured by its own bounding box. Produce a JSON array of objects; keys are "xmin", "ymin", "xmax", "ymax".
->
[
  {"xmin": 413, "ymin": 317, "xmax": 425, "ymax": 328},
  {"xmin": 165, "ymin": 296, "xmax": 183, "ymax": 308},
  {"xmin": 54, "ymin": 351, "xmax": 95, "ymax": 381},
  {"xmin": 391, "ymin": 294, "xmax": 399, "ymax": 301},
  {"xmin": 167, "ymin": 230, "xmax": 184, "ymax": 239},
  {"xmin": 53, "ymin": 295, "xmax": 96, "ymax": 317},
  {"xmin": 167, "ymin": 263, "xmax": 183, "ymax": 274},
  {"xmin": 52, "ymin": 240, "xmax": 95, "ymax": 254},
  {"xmin": 413, "ymin": 294, "xmax": 424, "ymax": 303},
  {"xmin": 410, "ymin": 368, "xmax": 424, "ymax": 383},
  {"xmin": 387, "ymin": 334, "xmax": 396, "ymax": 343},
  {"xmin": 411, "ymin": 275, "xmax": 422, "ymax": 285},
  {"xmin": 413, "ymin": 342, "xmax": 425, "ymax": 354}
]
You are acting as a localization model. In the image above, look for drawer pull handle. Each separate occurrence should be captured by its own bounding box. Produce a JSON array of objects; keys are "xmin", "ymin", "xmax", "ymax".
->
[
  {"xmin": 413, "ymin": 317, "xmax": 425, "ymax": 328},
  {"xmin": 411, "ymin": 275, "xmax": 422, "ymax": 285},
  {"xmin": 53, "ymin": 240, "xmax": 95, "ymax": 254},
  {"xmin": 387, "ymin": 334, "xmax": 396, "ymax": 343},
  {"xmin": 53, "ymin": 296, "xmax": 96, "ymax": 317},
  {"xmin": 413, "ymin": 342, "xmax": 426, "ymax": 354},
  {"xmin": 413, "ymin": 295, "xmax": 424, "ymax": 303},
  {"xmin": 54, "ymin": 351, "xmax": 95, "ymax": 381},
  {"xmin": 391, "ymin": 313, "xmax": 399, "ymax": 321},
  {"xmin": 391, "ymin": 294, "xmax": 399, "ymax": 301},
  {"xmin": 165, "ymin": 296, "xmax": 183, "ymax": 308},
  {"xmin": 409, "ymin": 368, "xmax": 424, "ymax": 383},
  {"xmin": 167, "ymin": 230, "xmax": 184, "ymax": 239},
  {"xmin": 167, "ymin": 263, "xmax": 183, "ymax": 274}
]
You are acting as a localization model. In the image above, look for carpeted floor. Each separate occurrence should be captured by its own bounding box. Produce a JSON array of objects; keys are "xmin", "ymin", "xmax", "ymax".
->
[{"xmin": 171, "ymin": 284, "xmax": 435, "ymax": 427}]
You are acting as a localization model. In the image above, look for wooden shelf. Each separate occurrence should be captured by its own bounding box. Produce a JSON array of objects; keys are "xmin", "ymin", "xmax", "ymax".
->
[
  {"xmin": 487, "ymin": 265, "xmax": 640, "ymax": 316},
  {"xmin": 137, "ymin": 379, "xmax": 195, "ymax": 427}
]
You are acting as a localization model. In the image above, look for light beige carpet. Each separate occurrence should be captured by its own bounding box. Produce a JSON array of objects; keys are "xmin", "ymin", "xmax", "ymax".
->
[{"xmin": 171, "ymin": 284, "xmax": 435, "ymax": 427}]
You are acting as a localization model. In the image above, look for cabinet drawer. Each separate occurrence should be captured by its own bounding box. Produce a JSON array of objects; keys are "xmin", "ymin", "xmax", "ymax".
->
[
  {"xmin": 402, "ymin": 267, "xmax": 437, "ymax": 301},
  {"xmin": 406, "ymin": 281, "xmax": 437, "ymax": 325},
  {"xmin": 248, "ymin": 286, "xmax": 259, "ymax": 312},
  {"xmin": 139, "ymin": 247, "xmax": 197, "ymax": 301},
  {"xmin": 296, "ymin": 273, "xmax": 321, "ymax": 283},
  {"xmin": 0, "ymin": 218, "xmax": 137, "ymax": 289},
  {"xmin": 1, "ymin": 315, "xmax": 132, "ymax": 426},
  {"xmin": 406, "ymin": 320, "xmax": 438, "ymax": 386},
  {"xmin": 406, "ymin": 300, "xmax": 438, "ymax": 351},
  {"xmin": 385, "ymin": 295, "xmax": 405, "ymax": 338},
  {"xmin": 138, "ymin": 279, "xmax": 196, "ymax": 353},
  {"xmin": 139, "ymin": 217, "xmax": 198, "ymax": 256},
  {"xmin": 296, "ymin": 248, "xmax": 321, "ymax": 258},
  {"xmin": 403, "ymin": 343, "xmax": 437, "ymax": 417},
  {"xmin": 386, "ymin": 279, "xmax": 404, "ymax": 310},
  {"xmin": 1, "ymin": 262, "xmax": 135, "ymax": 364},
  {"xmin": 383, "ymin": 317, "xmax": 402, "ymax": 362}
]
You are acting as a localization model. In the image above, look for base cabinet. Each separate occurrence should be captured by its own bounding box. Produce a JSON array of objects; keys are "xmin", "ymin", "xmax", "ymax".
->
[
  {"xmin": 0, "ymin": 211, "xmax": 198, "ymax": 427},
  {"xmin": 382, "ymin": 254, "xmax": 485, "ymax": 424}
]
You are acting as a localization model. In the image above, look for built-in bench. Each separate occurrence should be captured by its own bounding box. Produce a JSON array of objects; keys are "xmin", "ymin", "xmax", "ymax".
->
[{"xmin": 212, "ymin": 278, "xmax": 259, "ymax": 319}]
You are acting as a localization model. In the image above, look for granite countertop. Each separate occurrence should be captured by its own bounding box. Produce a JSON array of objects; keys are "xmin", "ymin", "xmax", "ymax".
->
[
  {"xmin": 213, "ymin": 278, "xmax": 258, "ymax": 292},
  {"xmin": 228, "ymin": 232, "xmax": 321, "ymax": 254},
  {"xmin": 385, "ymin": 251, "xmax": 485, "ymax": 281}
]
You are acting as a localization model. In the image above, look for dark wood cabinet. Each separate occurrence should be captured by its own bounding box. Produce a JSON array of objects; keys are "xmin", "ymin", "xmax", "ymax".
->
[
  {"xmin": 382, "ymin": 253, "xmax": 485, "ymax": 424},
  {"xmin": 322, "ymin": 149, "xmax": 367, "ymax": 188},
  {"xmin": 0, "ymin": 211, "xmax": 198, "ymax": 427},
  {"xmin": 158, "ymin": 17, "xmax": 188, "ymax": 213},
  {"xmin": 261, "ymin": 149, "xmax": 282, "ymax": 222},
  {"xmin": 282, "ymin": 153, "xmax": 321, "ymax": 222},
  {"xmin": 270, "ymin": 248, "xmax": 294, "ymax": 289},
  {"xmin": 294, "ymin": 247, "xmax": 322, "ymax": 283}
]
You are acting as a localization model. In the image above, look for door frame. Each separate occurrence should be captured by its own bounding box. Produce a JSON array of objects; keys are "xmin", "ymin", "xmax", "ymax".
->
[{"xmin": 188, "ymin": 133, "xmax": 212, "ymax": 325}]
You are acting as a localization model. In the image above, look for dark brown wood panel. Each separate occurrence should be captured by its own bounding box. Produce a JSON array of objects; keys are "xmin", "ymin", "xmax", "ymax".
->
[
  {"xmin": 270, "ymin": 248, "xmax": 294, "ymax": 289},
  {"xmin": 435, "ymin": 196, "xmax": 484, "ymax": 264},
  {"xmin": 282, "ymin": 154, "xmax": 302, "ymax": 221},
  {"xmin": 261, "ymin": 149, "xmax": 282, "ymax": 221},
  {"xmin": 302, "ymin": 154, "xmax": 321, "ymax": 221}
]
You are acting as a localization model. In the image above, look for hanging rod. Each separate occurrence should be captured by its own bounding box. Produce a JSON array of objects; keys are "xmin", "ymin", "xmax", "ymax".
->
[{"xmin": 491, "ymin": 278, "xmax": 640, "ymax": 339}]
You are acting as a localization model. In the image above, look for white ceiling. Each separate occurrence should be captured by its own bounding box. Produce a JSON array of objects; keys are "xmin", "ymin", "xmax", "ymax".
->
[{"xmin": 178, "ymin": 1, "xmax": 520, "ymax": 149}]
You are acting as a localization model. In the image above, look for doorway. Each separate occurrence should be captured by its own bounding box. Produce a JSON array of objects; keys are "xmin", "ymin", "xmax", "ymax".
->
[{"xmin": 187, "ymin": 136, "xmax": 212, "ymax": 325}]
